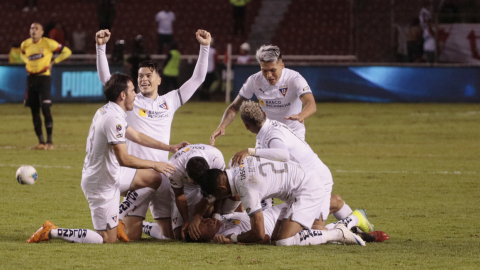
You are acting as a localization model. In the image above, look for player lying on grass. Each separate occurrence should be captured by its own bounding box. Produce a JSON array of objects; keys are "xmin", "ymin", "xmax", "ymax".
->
[
  {"xmin": 229, "ymin": 100, "xmax": 374, "ymax": 233},
  {"xmin": 27, "ymin": 73, "xmax": 184, "ymax": 244},
  {"xmin": 197, "ymin": 156, "xmax": 366, "ymax": 246},
  {"xmin": 95, "ymin": 29, "xmax": 211, "ymax": 242}
]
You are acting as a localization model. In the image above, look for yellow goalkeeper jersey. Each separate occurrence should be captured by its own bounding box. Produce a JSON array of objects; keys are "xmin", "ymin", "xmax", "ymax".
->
[{"xmin": 21, "ymin": 37, "xmax": 71, "ymax": 76}]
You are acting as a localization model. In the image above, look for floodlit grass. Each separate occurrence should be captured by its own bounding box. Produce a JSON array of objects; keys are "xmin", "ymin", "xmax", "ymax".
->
[{"xmin": 1, "ymin": 102, "xmax": 479, "ymax": 269}]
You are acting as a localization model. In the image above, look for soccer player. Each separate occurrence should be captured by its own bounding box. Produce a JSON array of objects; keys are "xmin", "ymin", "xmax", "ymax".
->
[
  {"xmin": 197, "ymin": 157, "xmax": 365, "ymax": 246},
  {"xmin": 27, "ymin": 73, "xmax": 179, "ymax": 244},
  {"xmin": 96, "ymin": 29, "xmax": 212, "ymax": 241},
  {"xmin": 21, "ymin": 22, "xmax": 72, "ymax": 150},
  {"xmin": 210, "ymin": 44, "xmax": 316, "ymax": 145},
  {"xmin": 230, "ymin": 101, "xmax": 375, "ymax": 233}
]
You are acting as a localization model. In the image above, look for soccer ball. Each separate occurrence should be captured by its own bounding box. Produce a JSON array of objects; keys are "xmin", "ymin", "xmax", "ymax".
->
[{"xmin": 16, "ymin": 165, "xmax": 38, "ymax": 185}]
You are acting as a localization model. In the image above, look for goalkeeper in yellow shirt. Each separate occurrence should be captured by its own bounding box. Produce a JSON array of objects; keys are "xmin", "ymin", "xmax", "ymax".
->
[{"xmin": 21, "ymin": 22, "xmax": 72, "ymax": 150}]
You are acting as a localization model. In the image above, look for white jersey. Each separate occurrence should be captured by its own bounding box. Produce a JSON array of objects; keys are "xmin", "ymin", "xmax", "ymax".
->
[
  {"xmin": 81, "ymin": 102, "xmax": 127, "ymax": 195},
  {"xmin": 126, "ymin": 91, "xmax": 182, "ymax": 162},
  {"xmin": 169, "ymin": 144, "xmax": 226, "ymax": 189},
  {"xmin": 255, "ymin": 119, "xmax": 333, "ymax": 186},
  {"xmin": 226, "ymin": 157, "xmax": 307, "ymax": 217},
  {"xmin": 239, "ymin": 68, "xmax": 312, "ymax": 139},
  {"xmin": 218, "ymin": 203, "xmax": 285, "ymax": 237},
  {"xmin": 155, "ymin": 11, "xmax": 175, "ymax": 35}
]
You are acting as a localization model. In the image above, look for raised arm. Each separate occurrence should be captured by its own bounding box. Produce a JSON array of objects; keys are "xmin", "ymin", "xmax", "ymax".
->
[
  {"xmin": 210, "ymin": 94, "xmax": 247, "ymax": 146},
  {"xmin": 95, "ymin": 29, "xmax": 112, "ymax": 85},
  {"xmin": 177, "ymin": 29, "xmax": 211, "ymax": 102}
]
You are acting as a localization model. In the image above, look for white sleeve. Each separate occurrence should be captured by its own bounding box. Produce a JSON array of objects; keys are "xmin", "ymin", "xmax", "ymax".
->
[
  {"xmin": 96, "ymin": 44, "xmax": 111, "ymax": 85},
  {"xmin": 177, "ymin": 45, "xmax": 210, "ymax": 104},
  {"xmin": 238, "ymin": 75, "xmax": 255, "ymax": 99},
  {"xmin": 255, "ymin": 138, "xmax": 290, "ymax": 162},
  {"xmin": 293, "ymin": 73, "xmax": 312, "ymax": 98}
]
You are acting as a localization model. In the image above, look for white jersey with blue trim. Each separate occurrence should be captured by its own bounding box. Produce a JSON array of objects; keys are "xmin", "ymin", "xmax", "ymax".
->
[{"xmin": 238, "ymin": 68, "xmax": 312, "ymax": 140}]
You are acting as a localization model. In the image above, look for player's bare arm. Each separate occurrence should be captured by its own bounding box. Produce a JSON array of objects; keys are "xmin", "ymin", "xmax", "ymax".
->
[
  {"xmin": 112, "ymin": 143, "xmax": 175, "ymax": 175},
  {"xmin": 210, "ymin": 95, "xmax": 247, "ymax": 145},
  {"xmin": 195, "ymin": 29, "xmax": 211, "ymax": 46},
  {"xmin": 95, "ymin": 29, "xmax": 111, "ymax": 45},
  {"xmin": 189, "ymin": 198, "xmax": 214, "ymax": 240},
  {"xmin": 228, "ymin": 211, "xmax": 265, "ymax": 243},
  {"xmin": 125, "ymin": 126, "xmax": 187, "ymax": 153},
  {"xmin": 284, "ymin": 93, "xmax": 316, "ymax": 123},
  {"xmin": 173, "ymin": 187, "xmax": 191, "ymax": 240}
]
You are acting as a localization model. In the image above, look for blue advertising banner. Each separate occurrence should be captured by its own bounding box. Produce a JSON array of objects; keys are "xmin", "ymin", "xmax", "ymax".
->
[
  {"xmin": 233, "ymin": 65, "xmax": 480, "ymax": 102},
  {"xmin": 0, "ymin": 65, "xmax": 123, "ymax": 103}
]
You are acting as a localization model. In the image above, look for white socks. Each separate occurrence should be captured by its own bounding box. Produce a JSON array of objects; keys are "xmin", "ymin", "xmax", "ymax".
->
[
  {"xmin": 118, "ymin": 187, "xmax": 155, "ymax": 220},
  {"xmin": 332, "ymin": 203, "xmax": 353, "ymax": 220},
  {"xmin": 340, "ymin": 215, "xmax": 359, "ymax": 230},
  {"xmin": 142, "ymin": 222, "xmax": 169, "ymax": 240},
  {"xmin": 50, "ymin": 228, "xmax": 103, "ymax": 244},
  {"xmin": 276, "ymin": 229, "xmax": 328, "ymax": 246}
]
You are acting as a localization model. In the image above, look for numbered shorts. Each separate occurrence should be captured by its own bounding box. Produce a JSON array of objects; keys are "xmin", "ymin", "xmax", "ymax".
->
[
  {"xmin": 171, "ymin": 187, "xmax": 203, "ymax": 230},
  {"xmin": 82, "ymin": 187, "xmax": 120, "ymax": 231},
  {"xmin": 279, "ymin": 176, "xmax": 326, "ymax": 229}
]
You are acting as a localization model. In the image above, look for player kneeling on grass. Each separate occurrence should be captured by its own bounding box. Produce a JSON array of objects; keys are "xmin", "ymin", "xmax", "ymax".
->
[
  {"xmin": 197, "ymin": 157, "xmax": 366, "ymax": 246},
  {"xmin": 26, "ymin": 73, "xmax": 184, "ymax": 244}
]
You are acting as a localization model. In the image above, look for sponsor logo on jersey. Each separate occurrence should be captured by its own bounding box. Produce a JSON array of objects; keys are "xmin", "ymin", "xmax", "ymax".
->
[
  {"xmin": 116, "ymin": 134, "xmax": 123, "ymax": 138},
  {"xmin": 264, "ymin": 100, "xmax": 291, "ymax": 108},
  {"xmin": 185, "ymin": 147, "xmax": 190, "ymax": 152},
  {"xmin": 145, "ymin": 110, "xmax": 169, "ymax": 118},
  {"xmin": 245, "ymin": 208, "xmax": 251, "ymax": 213},
  {"xmin": 159, "ymin": 102, "xmax": 168, "ymax": 110},
  {"xmin": 100, "ymin": 108, "xmax": 106, "ymax": 115},
  {"xmin": 139, "ymin": 109, "xmax": 147, "ymax": 117},
  {"xmin": 259, "ymin": 99, "xmax": 265, "ymax": 106},
  {"xmin": 303, "ymin": 86, "xmax": 310, "ymax": 92},
  {"xmin": 116, "ymin": 124, "xmax": 122, "ymax": 131},
  {"xmin": 111, "ymin": 214, "xmax": 118, "ymax": 223},
  {"xmin": 279, "ymin": 86, "xmax": 288, "ymax": 97},
  {"xmin": 28, "ymin": 53, "xmax": 44, "ymax": 61},
  {"xmin": 234, "ymin": 219, "xmax": 240, "ymax": 225}
]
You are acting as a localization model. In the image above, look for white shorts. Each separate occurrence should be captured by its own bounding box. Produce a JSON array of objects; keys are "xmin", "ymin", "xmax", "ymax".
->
[
  {"xmin": 83, "ymin": 187, "xmax": 120, "ymax": 231},
  {"xmin": 118, "ymin": 167, "xmax": 137, "ymax": 193},
  {"xmin": 171, "ymin": 186, "xmax": 203, "ymax": 230},
  {"xmin": 279, "ymin": 175, "xmax": 326, "ymax": 229},
  {"xmin": 125, "ymin": 174, "xmax": 173, "ymax": 220},
  {"xmin": 263, "ymin": 203, "xmax": 286, "ymax": 237},
  {"xmin": 317, "ymin": 163, "xmax": 333, "ymax": 221}
]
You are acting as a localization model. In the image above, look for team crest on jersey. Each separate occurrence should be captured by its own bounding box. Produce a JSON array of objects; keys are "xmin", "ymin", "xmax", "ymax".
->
[
  {"xmin": 111, "ymin": 215, "xmax": 118, "ymax": 223},
  {"xmin": 116, "ymin": 124, "xmax": 122, "ymax": 131},
  {"xmin": 258, "ymin": 99, "xmax": 265, "ymax": 106},
  {"xmin": 139, "ymin": 109, "xmax": 147, "ymax": 117},
  {"xmin": 159, "ymin": 102, "xmax": 168, "ymax": 110},
  {"xmin": 279, "ymin": 86, "xmax": 288, "ymax": 97}
]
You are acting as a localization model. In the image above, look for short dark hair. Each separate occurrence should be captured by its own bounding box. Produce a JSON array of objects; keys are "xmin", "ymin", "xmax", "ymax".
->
[
  {"xmin": 184, "ymin": 230, "xmax": 212, "ymax": 243},
  {"xmin": 186, "ymin": 157, "xmax": 209, "ymax": 184},
  {"xmin": 139, "ymin": 60, "xmax": 162, "ymax": 76},
  {"xmin": 198, "ymin": 169, "xmax": 224, "ymax": 197},
  {"xmin": 103, "ymin": 73, "xmax": 133, "ymax": 102}
]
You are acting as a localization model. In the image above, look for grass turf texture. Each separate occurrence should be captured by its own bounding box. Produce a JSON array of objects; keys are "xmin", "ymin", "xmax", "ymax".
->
[{"xmin": 1, "ymin": 102, "xmax": 479, "ymax": 269}]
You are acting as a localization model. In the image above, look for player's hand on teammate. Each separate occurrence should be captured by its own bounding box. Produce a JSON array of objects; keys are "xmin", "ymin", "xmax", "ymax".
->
[
  {"xmin": 196, "ymin": 29, "xmax": 211, "ymax": 46},
  {"xmin": 188, "ymin": 215, "xmax": 202, "ymax": 240},
  {"xmin": 170, "ymin": 141, "xmax": 190, "ymax": 153},
  {"xmin": 231, "ymin": 149, "xmax": 250, "ymax": 167},
  {"xmin": 210, "ymin": 126, "xmax": 225, "ymax": 146},
  {"xmin": 285, "ymin": 114, "xmax": 305, "ymax": 123},
  {"xmin": 95, "ymin": 29, "xmax": 111, "ymax": 45},
  {"xmin": 151, "ymin": 161, "xmax": 175, "ymax": 176},
  {"xmin": 212, "ymin": 234, "xmax": 232, "ymax": 244}
]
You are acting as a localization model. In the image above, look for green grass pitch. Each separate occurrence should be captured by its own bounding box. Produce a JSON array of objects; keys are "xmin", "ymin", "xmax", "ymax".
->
[{"xmin": 0, "ymin": 102, "xmax": 479, "ymax": 269}]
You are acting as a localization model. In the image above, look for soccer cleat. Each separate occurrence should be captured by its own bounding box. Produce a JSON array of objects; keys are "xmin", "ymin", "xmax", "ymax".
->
[
  {"xmin": 334, "ymin": 223, "xmax": 366, "ymax": 246},
  {"xmin": 117, "ymin": 220, "xmax": 129, "ymax": 242},
  {"xmin": 30, "ymin": 144, "xmax": 46, "ymax": 150},
  {"xmin": 370, "ymin": 231, "xmax": 389, "ymax": 242},
  {"xmin": 45, "ymin": 143, "xmax": 54, "ymax": 150},
  {"xmin": 26, "ymin": 220, "xmax": 58, "ymax": 243},
  {"xmin": 351, "ymin": 209, "xmax": 375, "ymax": 233}
]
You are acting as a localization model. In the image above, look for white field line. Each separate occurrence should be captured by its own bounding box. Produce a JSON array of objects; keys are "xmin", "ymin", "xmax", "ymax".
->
[
  {"xmin": 0, "ymin": 164, "xmax": 73, "ymax": 169},
  {"xmin": 335, "ymin": 170, "xmax": 477, "ymax": 175}
]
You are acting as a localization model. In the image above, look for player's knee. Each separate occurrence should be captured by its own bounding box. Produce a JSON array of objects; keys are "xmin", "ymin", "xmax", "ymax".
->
[
  {"xmin": 41, "ymin": 102, "xmax": 52, "ymax": 115},
  {"xmin": 329, "ymin": 194, "xmax": 344, "ymax": 213},
  {"xmin": 276, "ymin": 236, "xmax": 296, "ymax": 246}
]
